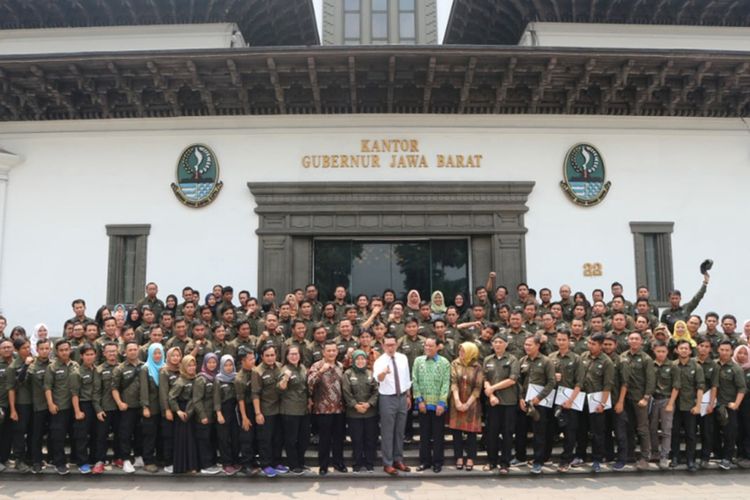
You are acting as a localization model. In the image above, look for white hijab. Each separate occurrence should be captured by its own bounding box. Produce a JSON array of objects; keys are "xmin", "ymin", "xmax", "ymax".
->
[{"xmin": 30, "ymin": 323, "xmax": 49, "ymax": 356}]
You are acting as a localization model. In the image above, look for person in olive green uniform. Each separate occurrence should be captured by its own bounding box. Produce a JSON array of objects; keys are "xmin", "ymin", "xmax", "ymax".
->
[
  {"xmin": 506, "ymin": 311, "xmax": 531, "ymax": 359},
  {"xmin": 44, "ymin": 339, "xmax": 80, "ymax": 475},
  {"xmin": 112, "ymin": 341, "xmax": 144, "ymax": 474},
  {"xmin": 715, "ymin": 340, "xmax": 746, "ymax": 469},
  {"xmin": 516, "ymin": 335, "xmax": 555, "ymax": 474},
  {"xmin": 235, "ymin": 350, "xmax": 257, "ymax": 476},
  {"xmin": 169, "ymin": 355, "xmax": 199, "ymax": 474},
  {"xmin": 159, "ymin": 347, "xmax": 182, "ymax": 472},
  {"xmin": 0, "ymin": 338, "xmax": 14, "ymax": 469},
  {"xmin": 695, "ymin": 336, "xmax": 719, "ymax": 467},
  {"xmin": 397, "ymin": 318, "xmax": 424, "ymax": 443},
  {"xmin": 660, "ymin": 274, "xmax": 709, "ymax": 331},
  {"xmin": 214, "ymin": 354, "xmax": 240, "ymax": 475},
  {"xmin": 278, "ymin": 345, "xmax": 309, "ymax": 474},
  {"xmin": 92, "ymin": 342, "xmax": 120, "ymax": 473},
  {"xmin": 343, "ymin": 350, "xmax": 379, "ymax": 472},
  {"xmin": 194, "ymin": 353, "xmax": 220, "ymax": 474},
  {"xmin": 284, "ymin": 320, "xmax": 314, "ymax": 368},
  {"xmin": 165, "ymin": 319, "xmax": 193, "ymax": 356},
  {"xmin": 70, "ymin": 343, "xmax": 97, "ymax": 473},
  {"xmin": 617, "ymin": 331, "xmax": 655, "ymax": 470},
  {"xmin": 7, "ymin": 337, "xmax": 34, "ymax": 473},
  {"xmin": 548, "ymin": 329, "xmax": 582, "ymax": 471},
  {"xmin": 671, "ymin": 339, "xmax": 705, "ymax": 471},
  {"xmin": 574, "ymin": 333, "xmax": 614, "ymax": 471},
  {"xmin": 135, "ymin": 282, "xmax": 165, "ymax": 320},
  {"xmin": 648, "ymin": 341, "xmax": 680, "ymax": 470},
  {"xmin": 28, "ymin": 339, "xmax": 53, "ymax": 473},
  {"xmin": 433, "ymin": 319, "xmax": 456, "ymax": 363},
  {"xmin": 334, "ymin": 319, "xmax": 359, "ymax": 369},
  {"xmin": 252, "ymin": 344, "xmax": 287, "ymax": 477},
  {"xmin": 482, "ymin": 332, "xmax": 519, "ymax": 473},
  {"xmin": 139, "ymin": 343, "xmax": 164, "ymax": 473}
]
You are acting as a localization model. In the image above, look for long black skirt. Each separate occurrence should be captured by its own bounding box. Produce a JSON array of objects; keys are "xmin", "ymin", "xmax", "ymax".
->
[{"xmin": 173, "ymin": 400, "xmax": 199, "ymax": 473}]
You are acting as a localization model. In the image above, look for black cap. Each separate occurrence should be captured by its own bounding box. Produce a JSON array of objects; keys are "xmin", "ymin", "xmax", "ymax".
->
[{"xmin": 700, "ymin": 259, "xmax": 713, "ymax": 275}]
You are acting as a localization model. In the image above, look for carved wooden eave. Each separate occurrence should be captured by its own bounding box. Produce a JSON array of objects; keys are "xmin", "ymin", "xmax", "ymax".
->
[
  {"xmin": 1, "ymin": 46, "xmax": 749, "ymax": 121},
  {"xmin": 444, "ymin": 0, "xmax": 750, "ymax": 45},
  {"xmin": 0, "ymin": 0, "xmax": 319, "ymax": 47}
]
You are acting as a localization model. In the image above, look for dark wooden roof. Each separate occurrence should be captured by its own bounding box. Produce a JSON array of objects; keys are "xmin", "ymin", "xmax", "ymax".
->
[
  {"xmin": 0, "ymin": 0, "xmax": 319, "ymax": 46},
  {"xmin": 1, "ymin": 46, "xmax": 749, "ymax": 121},
  {"xmin": 445, "ymin": 0, "xmax": 750, "ymax": 45}
]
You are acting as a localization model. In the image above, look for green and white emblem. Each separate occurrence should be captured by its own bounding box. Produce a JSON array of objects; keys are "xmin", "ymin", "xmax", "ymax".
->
[
  {"xmin": 560, "ymin": 143, "xmax": 611, "ymax": 206},
  {"xmin": 171, "ymin": 144, "xmax": 223, "ymax": 208}
]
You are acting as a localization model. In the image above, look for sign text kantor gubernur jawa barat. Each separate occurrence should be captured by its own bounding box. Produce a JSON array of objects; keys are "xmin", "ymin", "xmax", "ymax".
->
[{"xmin": 301, "ymin": 138, "xmax": 483, "ymax": 169}]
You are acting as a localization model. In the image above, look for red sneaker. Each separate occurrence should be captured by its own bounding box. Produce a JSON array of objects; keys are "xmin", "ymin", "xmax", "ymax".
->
[{"xmin": 92, "ymin": 462, "xmax": 105, "ymax": 475}]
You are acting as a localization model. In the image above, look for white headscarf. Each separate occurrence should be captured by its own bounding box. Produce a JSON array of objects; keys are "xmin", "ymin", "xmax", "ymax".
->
[{"xmin": 30, "ymin": 323, "xmax": 49, "ymax": 356}]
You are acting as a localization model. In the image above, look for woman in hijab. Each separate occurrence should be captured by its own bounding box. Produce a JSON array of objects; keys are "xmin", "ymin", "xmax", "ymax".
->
[
  {"xmin": 164, "ymin": 295, "xmax": 178, "ymax": 317},
  {"xmin": 94, "ymin": 306, "xmax": 111, "ymax": 330},
  {"xmin": 193, "ymin": 353, "xmax": 220, "ymax": 474},
  {"xmin": 732, "ymin": 345, "xmax": 750, "ymax": 461},
  {"xmin": 160, "ymin": 347, "xmax": 182, "ymax": 472},
  {"xmin": 168, "ymin": 355, "xmax": 199, "ymax": 474},
  {"xmin": 204, "ymin": 294, "xmax": 218, "ymax": 319},
  {"xmin": 279, "ymin": 345, "xmax": 310, "ymax": 474},
  {"xmin": 342, "ymin": 350, "xmax": 379, "ymax": 473},
  {"xmin": 215, "ymin": 354, "xmax": 240, "ymax": 475},
  {"xmin": 430, "ymin": 291, "xmax": 447, "ymax": 320},
  {"xmin": 139, "ymin": 343, "xmax": 164, "ymax": 473},
  {"xmin": 405, "ymin": 290, "xmax": 421, "ymax": 320},
  {"xmin": 453, "ymin": 293, "xmax": 469, "ymax": 322},
  {"xmin": 742, "ymin": 320, "xmax": 750, "ymax": 344},
  {"xmin": 126, "ymin": 307, "xmax": 141, "ymax": 329},
  {"xmin": 29, "ymin": 323, "xmax": 49, "ymax": 356},
  {"xmin": 448, "ymin": 342, "xmax": 484, "ymax": 471}
]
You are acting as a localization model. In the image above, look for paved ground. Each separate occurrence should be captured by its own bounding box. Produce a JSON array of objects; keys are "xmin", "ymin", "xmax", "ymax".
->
[{"xmin": 1, "ymin": 471, "xmax": 749, "ymax": 500}]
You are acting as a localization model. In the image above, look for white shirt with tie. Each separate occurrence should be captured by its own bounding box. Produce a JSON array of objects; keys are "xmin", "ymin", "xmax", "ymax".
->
[{"xmin": 373, "ymin": 351, "xmax": 412, "ymax": 395}]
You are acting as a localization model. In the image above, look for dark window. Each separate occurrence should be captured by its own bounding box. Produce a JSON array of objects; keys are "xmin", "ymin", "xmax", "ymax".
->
[
  {"xmin": 630, "ymin": 222, "xmax": 674, "ymax": 304},
  {"xmin": 106, "ymin": 224, "xmax": 150, "ymax": 306},
  {"xmin": 313, "ymin": 239, "xmax": 469, "ymax": 302}
]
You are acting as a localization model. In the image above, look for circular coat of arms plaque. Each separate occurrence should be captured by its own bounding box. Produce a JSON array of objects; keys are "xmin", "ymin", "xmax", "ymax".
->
[
  {"xmin": 171, "ymin": 144, "xmax": 223, "ymax": 208},
  {"xmin": 560, "ymin": 143, "xmax": 611, "ymax": 206}
]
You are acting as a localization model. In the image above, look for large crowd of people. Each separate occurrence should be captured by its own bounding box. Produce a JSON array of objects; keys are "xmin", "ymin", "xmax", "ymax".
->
[{"xmin": 0, "ymin": 271, "xmax": 748, "ymax": 478}]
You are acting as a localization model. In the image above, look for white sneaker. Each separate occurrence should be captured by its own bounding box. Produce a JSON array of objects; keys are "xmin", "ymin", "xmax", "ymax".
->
[
  {"xmin": 164, "ymin": 465, "xmax": 174, "ymax": 474},
  {"xmin": 123, "ymin": 460, "xmax": 135, "ymax": 474},
  {"xmin": 133, "ymin": 456, "xmax": 144, "ymax": 468},
  {"xmin": 201, "ymin": 466, "xmax": 221, "ymax": 475}
]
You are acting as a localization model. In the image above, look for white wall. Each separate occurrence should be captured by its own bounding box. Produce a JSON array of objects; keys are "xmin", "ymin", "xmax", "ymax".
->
[
  {"xmin": 0, "ymin": 24, "xmax": 245, "ymax": 55},
  {"xmin": 519, "ymin": 22, "xmax": 750, "ymax": 51},
  {"xmin": 0, "ymin": 114, "xmax": 747, "ymax": 334}
]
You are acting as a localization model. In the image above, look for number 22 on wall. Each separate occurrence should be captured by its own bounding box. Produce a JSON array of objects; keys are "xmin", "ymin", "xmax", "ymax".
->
[{"xmin": 583, "ymin": 263, "xmax": 603, "ymax": 277}]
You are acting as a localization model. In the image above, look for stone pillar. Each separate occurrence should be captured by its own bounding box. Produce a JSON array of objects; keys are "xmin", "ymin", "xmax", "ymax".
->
[{"xmin": 0, "ymin": 148, "xmax": 23, "ymax": 313}]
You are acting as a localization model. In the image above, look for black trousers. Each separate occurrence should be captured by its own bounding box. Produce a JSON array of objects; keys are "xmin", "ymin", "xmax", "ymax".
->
[
  {"xmin": 316, "ymin": 413, "xmax": 345, "ymax": 470},
  {"xmin": 576, "ymin": 404, "xmax": 607, "ymax": 463},
  {"xmin": 11, "ymin": 404, "xmax": 33, "ymax": 464},
  {"xmin": 49, "ymin": 409, "xmax": 73, "ymax": 467},
  {"xmin": 671, "ymin": 410, "xmax": 697, "ymax": 463},
  {"xmin": 195, "ymin": 421, "xmax": 216, "ymax": 469},
  {"xmin": 161, "ymin": 415, "xmax": 175, "ymax": 464},
  {"xmin": 349, "ymin": 415, "xmax": 378, "ymax": 469},
  {"xmin": 718, "ymin": 408, "xmax": 738, "ymax": 460},
  {"xmin": 452, "ymin": 430, "xmax": 477, "ymax": 461},
  {"xmin": 141, "ymin": 414, "xmax": 160, "ymax": 466},
  {"xmin": 417, "ymin": 410, "xmax": 445, "ymax": 467},
  {"xmin": 72, "ymin": 401, "xmax": 97, "ymax": 465},
  {"xmin": 738, "ymin": 398, "xmax": 750, "ymax": 459},
  {"xmin": 31, "ymin": 410, "xmax": 50, "ymax": 465},
  {"xmin": 698, "ymin": 412, "xmax": 715, "ymax": 461},
  {"xmin": 485, "ymin": 404, "xmax": 516, "ymax": 467},
  {"xmin": 95, "ymin": 409, "xmax": 121, "ymax": 463},
  {"xmin": 556, "ymin": 409, "xmax": 579, "ymax": 465},
  {"xmin": 0, "ymin": 406, "xmax": 12, "ymax": 463},
  {"xmin": 238, "ymin": 401, "xmax": 256, "ymax": 467},
  {"xmin": 119, "ymin": 408, "xmax": 141, "ymax": 459},
  {"xmin": 515, "ymin": 407, "xmax": 549, "ymax": 464},
  {"xmin": 256, "ymin": 413, "xmax": 283, "ymax": 468},
  {"xmin": 282, "ymin": 414, "xmax": 309, "ymax": 470},
  {"xmin": 217, "ymin": 400, "xmax": 240, "ymax": 466}
]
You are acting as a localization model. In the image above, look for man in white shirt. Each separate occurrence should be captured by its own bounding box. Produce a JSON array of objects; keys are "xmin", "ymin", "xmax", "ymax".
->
[{"xmin": 373, "ymin": 334, "xmax": 412, "ymax": 475}]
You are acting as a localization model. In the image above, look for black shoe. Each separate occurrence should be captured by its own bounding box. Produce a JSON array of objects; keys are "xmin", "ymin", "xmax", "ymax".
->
[
  {"xmin": 333, "ymin": 464, "xmax": 347, "ymax": 473},
  {"xmin": 404, "ymin": 437, "xmax": 413, "ymax": 444},
  {"xmin": 55, "ymin": 465, "xmax": 69, "ymax": 476},
  {"xmin": 31, "ymin": 464, "xmax": 42, "ymax": 474},
  {"xmin": 416, "ymin": 464, "xmax": 431, "ymax": 472},
  {"xmin": 318, "ymin": 468, "xmax": 328, "ymax": 476},
  {"xmin": 687, "ymin": 462, "xmax": 697, "ymax": 472},
  {"xmin": 432, "ymin": 465, "xmax": 442, "ymax": 473}
]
